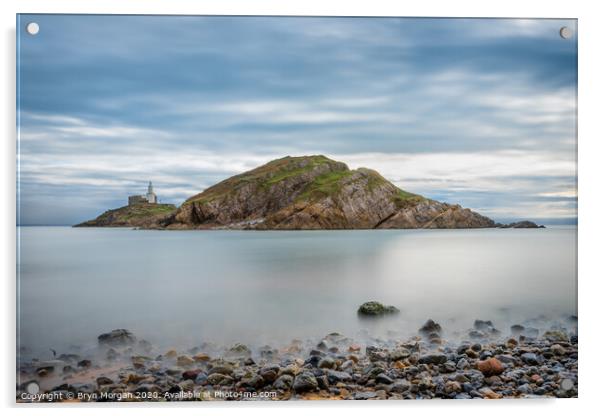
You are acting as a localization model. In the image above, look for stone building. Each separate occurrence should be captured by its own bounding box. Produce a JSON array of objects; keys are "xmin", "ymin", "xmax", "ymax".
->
[{"xmin": 128, "ymin": 181, "xmax": 158, "ymax": 206}]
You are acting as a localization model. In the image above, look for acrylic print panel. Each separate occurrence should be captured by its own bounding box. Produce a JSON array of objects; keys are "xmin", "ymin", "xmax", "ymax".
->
[{"xmin": 16, "ymin": 15, "xmax": 577, "ymax": 402}]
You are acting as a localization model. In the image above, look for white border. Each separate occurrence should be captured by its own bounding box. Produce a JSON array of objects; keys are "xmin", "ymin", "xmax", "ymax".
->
[{"xmin": 2, "ymin": 1, "xmax": 600, "ymax": 415}]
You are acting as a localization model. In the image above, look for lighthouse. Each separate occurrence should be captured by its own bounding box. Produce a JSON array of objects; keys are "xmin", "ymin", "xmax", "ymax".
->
[{"xmin": 145, "ymin": 181, "xmax": 157, "ymax": 204}]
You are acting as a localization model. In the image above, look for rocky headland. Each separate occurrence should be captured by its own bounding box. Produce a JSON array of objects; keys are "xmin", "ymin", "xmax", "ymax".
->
[
  {"xmin": 76, "ymin": 155, "xmax": 544, "ymax": 230},
  {"xmin": 75, "ymin": 203, "xmax": 176, "ymax": 228},
  {"xmin": 17, "ymin": 315, "xmax": 577, "ymax": 402}
]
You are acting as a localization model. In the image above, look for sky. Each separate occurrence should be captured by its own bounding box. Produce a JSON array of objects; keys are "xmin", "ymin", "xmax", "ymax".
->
[{"xmin": 17, "ymin": 15, "xmax": 577, "ymax": 225}]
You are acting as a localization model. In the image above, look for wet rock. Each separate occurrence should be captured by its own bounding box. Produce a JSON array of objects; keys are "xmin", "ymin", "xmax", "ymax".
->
[
  {"xmin": 474, "ymin": 320, "xmax": 494, "ymax": 331},
  {"xmin": 389, "ymin": 379, "xmax": 411, "ymax": 393},
  {"xmin": 551, "ymin": 344, "xmax": 566, "ymax": 356},
  {"xmin": 511, "ymin": 324, "xmax": 525, "ymax": 335},
  {"xmin": 469, "ymin": 330, "xmax": 485, "ymax": 339},
  {"xmin": 477, "ymin": 358, "xmax": 504, "ymax": 376},
  {"xmin": 517, "ymin": 384, "xmax": 533, "ymax": 395},
  {"xmin": 98, "ymin": 329, "xmax": 136, "ymax": 347},
  {"xmin": 366, "ymin": 346, "xmax": 388, "ymax": 362},
  {"xmin": 317, "ymin": 356, "xmax": 336, "ymax": 369},
  {"xmin": 543, "ymin": 330, "xmax": 569, "ymax": 342},
  {"xmin": 96, "ymin": 376, "xmax": 114, "ymax": 386},
  {"xmin": 274, "ymin": 374, "xmax": 294, "ymax": 390},
  {"xmin": 353, "ymin": 391, "xmax": 378, "ymax": 400},
  {"xmin": 194, "ymin": 372, "xmax": 208, "ymax": 385},
  {"xmin": 259, "ymin": 365, "xmax": 280, "ymax": 383},
  {"xmin": 389, "ymin": 347, "xmax": 411, "ymax": 361},
  {"xmin": 496, "ymin": 354, "xmax": 516, "ymax": 365},
  {"xmin": 375, "ymin": 373, "xmax": 394, "ymax": 384},
  {"xmin": 418, "ymin": 354, "xmax": 447, "ymax": 365},
  {"xmin": 238, "ymin": 374, "xmax": 265, "ymax": 389},
  {"xmin": 479, "ymin": 387, "xmax": 502, "ymax": 399},
  {"xmin": 357, "ymin": 301, "xmax": 399, "ymax": 316},
  {"xmin": 521, "ymin": 352, "xmax": 542, "ymax": 365},
  {"xmin": 419, "ymin": 319, "xmax": 442, "ymax": 336},
  {"xmin": 77, "ymin": 359, "xmax": 91, "ymax": 368},
  {"xmin": 227, "ymin": 343, "xmax": 251, "ymax": 358},
  {"xmin": 176, "ymin": 355, "xmax": 194, "ymax": 367},
  {"xmin": 207, "ymin": 373, "xmax": 233, "ymax": 385},
  {"xmin": 293, "ymin": 371, "xmax": 318, "ymax": 393},
  {"xmin": 315, "ymin": 375, "xmax": 329, "ymax": 390},
  {"xmin": 326, "ymin": 369, "xmax": 353, "ymax": 383},
  {"xmin": 208, "ymin": 364, "xmax": 233, "ymax": 375},
  {"xmin": 182, "ymin": 369, "xmax": 202, "ymax": 380},
  {"xmin": 193, "ymin": 353, "xmax": 210, "ymax": 362}
]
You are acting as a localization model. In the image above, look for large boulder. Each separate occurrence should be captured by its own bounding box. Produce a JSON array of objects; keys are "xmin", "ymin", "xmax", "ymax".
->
[
  {"xmin": 97, "ymin": 329, "xmax": 136, "ymax": 347},
  {"xmin": 357, "ymin": 301, "xmax": 399, "ymax": 317}
]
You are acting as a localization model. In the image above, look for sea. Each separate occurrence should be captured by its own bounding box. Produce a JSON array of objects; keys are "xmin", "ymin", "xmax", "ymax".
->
[{"xmin": 17, "ymin": 226, "xmax": 577, "ymax": 359}]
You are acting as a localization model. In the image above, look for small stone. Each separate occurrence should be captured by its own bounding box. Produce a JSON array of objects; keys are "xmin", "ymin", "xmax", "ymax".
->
[
  {"xmin": 164, "ymin": 349, "xmax": 177, "ymax": 359},
  {"xmin": 176, "ymin": 355, "xmax": 194, "ymax": 366},
  {"xmin": 353, "ymin": 391, "xmax": 379, "ymax": 400},
  {"xmin": 326, "ymin": 369, "xmax": 352, "ymax": 383},
  {"xmin": 274, "ymin": 374, "xmax": 294, "ymax": 390},
  {"xmin": 419, "ymin": 319, "xmax": 442, "ymax": 336},
  {"xmin": 348, "ymin": 344, "xmax": 361, "ymax": 352},
  {"xmin": 479, "ymin": 387, "xmax": 502, "ymax": 399},
  {"xmin": 194, "ymin": 372, "xmax": 208, "ymax": 385},
  {"xmin": 466, "ymin": 349, "xmax": 479, "ymax": 359},
  {"xmin": 208, "ymin": 365, "xmax": 233, "ymax": 375},
  {"xmin": 517, "ymin": 384, "xmax": 533, "ymax": 395},
  {"xmin": 389, "ymin": 379, "xmax": 411, "ymax": 393},
  {"xmin": 259, "ymin": 365, "xmax": 280, "ymax": 383},
  {"xmin": 98, "ymin": 329, "xmax": 136, "ymax": 347},
  {"xmin": 543, "ymin": 330, "xmax": 569, "ymax": 342},
  {"xmin": 77, "ymin": 359, "xmax": 92, "ymax": 368},
  {"xmin": 474, "ymin": 320, "xmax": 494, "ymax": 330},
  {"xmin": 418, "ymin": 353, "xmax": 447, "ymax": 365},
  {"xmin": 238, "ymin": 374, "xmax": 265, "ymax": 389},
  {"xmin": 207, "ymin": 373, "xmax": 233, "ymax": 385},
  {"xmin": 182, "ymin": 369, "xmax": 202, "ymax": 380},
  {"xmin": 227, "ymin": 343, "xmax": 251, "ymax": 358},
  {"xmin": 179, "ymin": 379, "xmax": 195, "ymax": 392},
  {"xmin": 96, "ymin": 376, "xmax": 113, "ymax": 386},
  {"xmin": 445, "ymin": 381, "xmax": 462, "ymax": 394},
  {"xmin": 375, "ymin": 373, "xmax": 393, "ymax": 384},
  {"xmin": 521, "ymin": 352, "xmax": 541, "ymax": 366},
  {"xmin": 317, "ymin": 356, "xmax": 336, "ymax": 369},
  {"xmin": 510, "ymin": 324, "xmax": 525, "ymax": 335},
  {"xmin": 193, "ymin": 353, "xmax": 210, "ymax": 362},
  {"xmin": 551, "ymin": 344, "xmax": 566, "ymax": 356},
  {"xmin": 477, "ymin": 358, "xmax": 504, "ymax": 377},
  {"xmin": 293, "ymin": 371, "xmax": 318, "ymax": 393}
]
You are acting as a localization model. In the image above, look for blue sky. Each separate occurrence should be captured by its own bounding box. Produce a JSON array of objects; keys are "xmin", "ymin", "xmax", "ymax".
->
[{"xmin": 17, "ymin": 15, "xmax": 577, "ymax": 225}]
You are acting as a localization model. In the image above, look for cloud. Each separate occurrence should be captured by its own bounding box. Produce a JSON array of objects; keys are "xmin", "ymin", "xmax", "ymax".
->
[{"xmin": 17, "ymin": 15, "xmax": 577, "ymax": 225}]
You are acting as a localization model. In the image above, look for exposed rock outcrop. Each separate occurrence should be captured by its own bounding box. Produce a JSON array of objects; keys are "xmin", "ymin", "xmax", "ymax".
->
[{"xmin": 160, "ymin": 155, "xmax": 498, "ymax": 230}]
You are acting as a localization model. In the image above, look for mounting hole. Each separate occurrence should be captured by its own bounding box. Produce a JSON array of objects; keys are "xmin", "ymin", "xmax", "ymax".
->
[
  {"xmin": 559, "ymin": 26, "xmax": 573, "ymax": 39},
  {"xmin": 26, "ymin": 22, "xmax": 40, "ymax": 35}
]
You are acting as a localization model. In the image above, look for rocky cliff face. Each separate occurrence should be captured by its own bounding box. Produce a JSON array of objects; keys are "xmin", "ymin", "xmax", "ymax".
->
[
  {"xmin": 158, "ymin": 155, "xmax": 497, "ymax": 230},
  {"xmin": 75, "ymin": 203, "xmax": 176, "ymax": 228}
]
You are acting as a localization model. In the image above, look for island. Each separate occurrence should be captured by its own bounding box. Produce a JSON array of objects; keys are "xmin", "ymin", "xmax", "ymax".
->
[{"xmin": 75, "ymin": 155, "xmax": 544, "ymax": 230}]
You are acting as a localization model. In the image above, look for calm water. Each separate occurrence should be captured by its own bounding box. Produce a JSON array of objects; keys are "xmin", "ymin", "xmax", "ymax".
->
[{"xmin": 17, "ymin": 226, "xmax": 576, "ymax": 358}]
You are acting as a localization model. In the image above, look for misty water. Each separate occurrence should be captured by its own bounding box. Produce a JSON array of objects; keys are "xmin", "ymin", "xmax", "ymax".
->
[{"xmin": 18, "ymin": 226, "xmax": 576, "ymax": 359}]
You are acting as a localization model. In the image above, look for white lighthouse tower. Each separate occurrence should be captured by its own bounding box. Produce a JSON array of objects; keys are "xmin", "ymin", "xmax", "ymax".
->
[{"xmin": 145, "ymin": 181, "xmax": 157, "ymax": 204}]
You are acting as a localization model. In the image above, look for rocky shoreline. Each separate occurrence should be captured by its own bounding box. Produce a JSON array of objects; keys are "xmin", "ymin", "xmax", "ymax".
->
[{"xmin": 17, "ymin": 316, "xmax": 577, "ymax": 402}]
